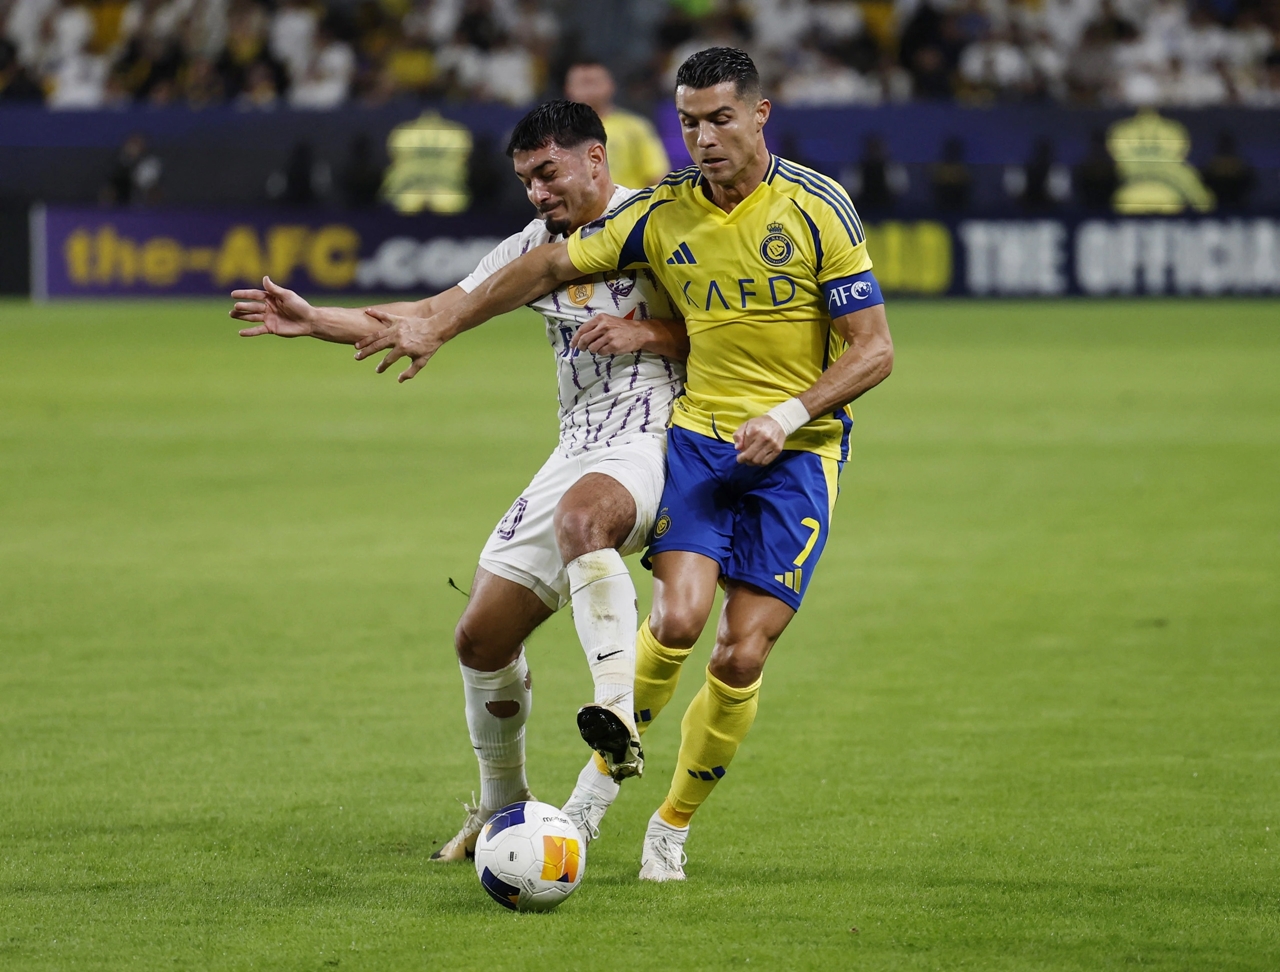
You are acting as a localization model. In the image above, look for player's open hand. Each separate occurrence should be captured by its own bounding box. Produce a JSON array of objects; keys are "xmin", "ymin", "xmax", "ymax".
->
[
  {"xmin": 733, "ymin": 416, "xmax": 787, "ymax": 466},
  {"xmin": 354, "ymin": 309, "xmax": 445, "ymax": 382},
  {"xmin": 570, "ymin": 313, "xmax": 644, "ymax": 356},
  {"xmin": 230, "ymin": 276, "xmax": 316, "ymax": 337}
]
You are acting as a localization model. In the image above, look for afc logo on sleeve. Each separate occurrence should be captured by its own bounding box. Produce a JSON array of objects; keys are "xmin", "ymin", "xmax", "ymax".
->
[{"xmin": 825, "ymin": 274, "xmax": 881, "ymax": 313}]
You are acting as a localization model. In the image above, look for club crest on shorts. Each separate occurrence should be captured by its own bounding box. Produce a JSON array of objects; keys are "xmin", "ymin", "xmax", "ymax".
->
[
  {"xmin": 497, "ymin": 497, "xmax": 528, "ymax": 541},
  {"xmin": 760, "ymin": 222, "xmax": 794, "ymax": 267},
  {"xmin": 654, "ymin": 510, "xmax": 671, "ymax": 538},
  {"xmin": 566, "ymin": 280, "xmax": 594, "ymax": 306}
]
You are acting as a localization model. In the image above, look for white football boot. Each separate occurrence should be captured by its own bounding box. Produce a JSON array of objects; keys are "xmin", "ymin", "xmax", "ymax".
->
[
  {"xmin": 429, "ymin": 792, "xmax": 533, "ymax": 862},
  {"xmin": 561, "ymin": 761, "xmax": 621, "ymax": 844},
  {"xmin": 638, "ymin": 809, "xmax": 689, "ymax": 881},
  {"xmin": 577, "ymin": 700, "xmax": 644, "ymax": 781}
]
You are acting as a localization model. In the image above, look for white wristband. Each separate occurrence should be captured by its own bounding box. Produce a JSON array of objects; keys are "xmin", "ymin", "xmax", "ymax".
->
[{"xmin": 764, "ymin": 397, "xmax": 810, "ymax": 437}]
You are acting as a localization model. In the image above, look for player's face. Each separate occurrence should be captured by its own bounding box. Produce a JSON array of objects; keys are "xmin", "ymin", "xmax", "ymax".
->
[
  {"xmin": 512, "ymin": 140, "xmax": 607, "ymax": 236},
  {"xmin": 676, "ymin": 82, "xmax": 770, "ymax": 187}
]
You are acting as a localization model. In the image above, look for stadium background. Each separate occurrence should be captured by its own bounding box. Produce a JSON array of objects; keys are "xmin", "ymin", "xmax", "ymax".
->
[
  {"xmin": 2, "ymin": 1, "xmax": 1278, "ymax": 969},
  {"xmin": 2, "ymin": 0, "xmax": 1279, "ymax": 298}
]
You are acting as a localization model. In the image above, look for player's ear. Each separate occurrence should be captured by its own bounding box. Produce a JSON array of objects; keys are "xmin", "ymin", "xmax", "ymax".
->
[
  {"xmin": 587, "ymin": 140, "xmax": 608, "ymax": 174},
  {"xmin": 756, "ymin": 98, "xmax": 771, "ymax": 130}
]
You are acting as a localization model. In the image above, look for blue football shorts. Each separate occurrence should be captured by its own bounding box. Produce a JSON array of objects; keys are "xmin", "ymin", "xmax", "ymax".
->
[{"xmin": 644, "ymin": 425, "xmax": 843, "ymax": 611}]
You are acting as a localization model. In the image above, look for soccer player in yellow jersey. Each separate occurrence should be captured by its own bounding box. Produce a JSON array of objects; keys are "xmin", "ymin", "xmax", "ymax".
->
[
  {"xmin": 356, "ymin": 47, "xmax": 894, "ymax": 882},
  {"xmin": 566, "ymin": 61, "xmax": 671, "ymax": 188}
]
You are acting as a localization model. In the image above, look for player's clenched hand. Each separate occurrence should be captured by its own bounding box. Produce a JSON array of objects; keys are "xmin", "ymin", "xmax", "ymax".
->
[
  {"xmin": 230, "ymin": 276, "xmax": 316, "ymax": 337},
  {"xmin": 354, "ymin": 308, "xmax": 446, "ymax": 382},
  {"xmin": 733, "ymin": 416, "xmax": 787, "ymax": 466},
  {"xmin": 570, "ymin": 313, "xmax": 645, "ymax": 355}
]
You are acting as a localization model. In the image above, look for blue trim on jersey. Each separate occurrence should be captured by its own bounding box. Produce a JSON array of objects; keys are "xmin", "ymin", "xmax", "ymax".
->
[
  {"xmin": 663, "ymin": 164, "xmax": 701, "ymax": 185},
  {"xmin": 594, "ymin": 167, "xmax": 699, "ymax": 229},
  {"xmin": 600, "ymin": 187, "xmax": 656, "ymax": 224},
  {"xmin": 791, "ymin": 199, "xmax": 824, "ymax": 277},
  {"xmin": 774, "ymin": 160, "xmax": 865, "ymax": 246},
  {"xmin": 823, "ymin": 270, "xmax": 884, "ymax": 316},
  {"xmin": 782, "ymin": 160, "xmax": 867, "ymax": 243},
  {"xmin": 619, "ymin": 198, "xmax": 673, "ymax": 268},
  {"xmin": 765, "ymin": 154, "xmax": 782, "ymax": 183},
  {"xmin": 834, "ymin": 407, "xmax": 853, "ymax": 462},
  {"xmin": 774, "ymin": 166, "xmax": 862, "ymax": 247},
  {"xmin": 776, "ymin": 160, "xmax": 865, "ymax": 245}
]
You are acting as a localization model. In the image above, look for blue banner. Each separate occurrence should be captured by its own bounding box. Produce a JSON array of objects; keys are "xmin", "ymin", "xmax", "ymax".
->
[
  {"xmin": 31, "ymin": 206, "xmax": 1280, "ymax": 299},
  {"xmin": 33, "ymin": 206, "xmax": 524, "ymax": 299}
]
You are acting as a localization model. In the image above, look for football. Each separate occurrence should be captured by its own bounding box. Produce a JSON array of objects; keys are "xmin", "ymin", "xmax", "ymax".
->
[{"xmin": 474, "ymin": 801, "xmax": 586, "ymax": 912}]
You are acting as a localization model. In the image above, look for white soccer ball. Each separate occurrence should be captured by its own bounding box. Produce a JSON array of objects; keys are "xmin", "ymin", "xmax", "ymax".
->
[{"xmin": 474, "ymin": 800, "xmax": 586, "ymax": 912}]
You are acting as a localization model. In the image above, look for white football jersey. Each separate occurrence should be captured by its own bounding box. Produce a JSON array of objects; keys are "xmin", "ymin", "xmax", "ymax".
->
[{"xmin": 458, "ymin": 186, "xmax": 685, "ymax": 455}]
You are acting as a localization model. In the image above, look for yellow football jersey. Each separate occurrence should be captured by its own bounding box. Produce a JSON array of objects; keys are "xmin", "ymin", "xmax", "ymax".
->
[
  {"xmin": 567, "ymin": 155, "xmax": 876, "ymax": 461},
  {"xmin": 601, "ymin": 109, "xmax": 671, "ymax": 189}
]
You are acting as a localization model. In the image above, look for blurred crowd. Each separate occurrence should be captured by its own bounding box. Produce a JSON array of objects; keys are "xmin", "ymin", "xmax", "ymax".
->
[{"xmin": 1, "ymin": 0, "xmax": 1278, "ymax": 110}]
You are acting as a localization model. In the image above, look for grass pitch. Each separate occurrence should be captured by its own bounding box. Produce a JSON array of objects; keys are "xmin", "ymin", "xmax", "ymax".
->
[{"xmin": 1, "ymin": 298, "xmax": 1277, "ymax": 971}]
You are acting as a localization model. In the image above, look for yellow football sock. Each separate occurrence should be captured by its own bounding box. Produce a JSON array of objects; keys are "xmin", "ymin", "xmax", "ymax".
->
[
  {"xmin": 658, "ymin": 668, "xmax": 761, "ymax": 827},
  {"xmin": 592, "ymin": 617, "xmax": 693, "ymax": 779},
  {"xmin": 633, "ymin": 616, "xmax": 693, "ymax": 736}
]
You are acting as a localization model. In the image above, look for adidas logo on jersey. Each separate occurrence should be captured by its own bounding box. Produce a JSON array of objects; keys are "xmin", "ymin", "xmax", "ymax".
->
[{"xmin": 666, "ymin": 242, "xmax": 697, "ymax": 265}]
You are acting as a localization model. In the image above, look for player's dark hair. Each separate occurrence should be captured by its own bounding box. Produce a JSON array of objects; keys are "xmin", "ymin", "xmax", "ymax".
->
[
  {"xmin": 675, "ymin": 47, "xmax": 761, "ymax": 101},
  {"xmin": 505, "ymin": 100, "xmax": 607, "ymax": 157}
]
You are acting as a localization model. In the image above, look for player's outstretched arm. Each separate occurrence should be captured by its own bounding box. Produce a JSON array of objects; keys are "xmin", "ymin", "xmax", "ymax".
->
[
  {"xmin": 734, "ymin": 303, "xmax": 894, "ymax": 466},
  {"xmin": 570, "ymin": 314, "xmax": 689, "ymax": 360},
  {"xmin": 354, "ymin": 241, "xmax": 580, "ymax": 382},
  {"xmin": 230, "ymin": 276, "xmax": 459, "ymax": 345}
]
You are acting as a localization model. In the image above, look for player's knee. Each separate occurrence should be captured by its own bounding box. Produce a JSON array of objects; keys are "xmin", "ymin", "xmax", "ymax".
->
[
  {"xmin": 649, "ymin": 605, "xmax": 705, "ymax": 650},
  {"xmin": 553, "ymin": 504, "xmax": 597, "ymax": 560},
  {"xmin": 708, "ymin": 641, "xmax": 766, "ymax": 687},
  {"xmin": 554, "ymin": 503, "xmax": 624, "ymax": 563},
  {"xmin": 453, "ymin": 615, "xmax": 518, "ymax": 672}
]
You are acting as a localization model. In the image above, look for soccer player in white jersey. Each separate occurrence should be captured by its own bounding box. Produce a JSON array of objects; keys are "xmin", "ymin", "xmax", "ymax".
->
[{"xmin": 228, "ymin": 101, "xmax": 687, "ymax": 860}]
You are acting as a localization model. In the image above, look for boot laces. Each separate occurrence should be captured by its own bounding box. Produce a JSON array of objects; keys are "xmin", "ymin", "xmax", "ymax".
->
[{"xmin": 650, "ymin": 828, "xmax": 688, "ymax": 869}]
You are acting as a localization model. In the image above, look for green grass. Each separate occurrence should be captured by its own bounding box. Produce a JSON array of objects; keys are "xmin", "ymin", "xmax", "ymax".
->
[{"xmin": 1, "ymin": 298, "xmax": 1277, "ymax": 970}]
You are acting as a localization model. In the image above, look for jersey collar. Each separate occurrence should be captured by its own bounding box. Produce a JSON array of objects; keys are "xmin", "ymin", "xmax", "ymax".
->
[{"xmin": 692, "ymin": 156, "xmax": 775, "ymax": 223}]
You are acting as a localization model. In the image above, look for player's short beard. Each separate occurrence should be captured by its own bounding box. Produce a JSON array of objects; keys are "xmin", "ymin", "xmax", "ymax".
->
[{"xmin": 542, "ymin": 212, "xmax": 572, "ymax": 237}]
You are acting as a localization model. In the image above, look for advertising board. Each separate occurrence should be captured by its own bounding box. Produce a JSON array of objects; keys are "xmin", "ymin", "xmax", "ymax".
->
[{"xmin": 31, "ymin": 207, "xmax": 1280, "ymax": 299}]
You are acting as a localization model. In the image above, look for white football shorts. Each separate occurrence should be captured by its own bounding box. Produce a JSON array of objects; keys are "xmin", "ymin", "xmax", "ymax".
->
[{"xmin": 477, "ymin": 433, "xmax": 667, "ymax": 611}]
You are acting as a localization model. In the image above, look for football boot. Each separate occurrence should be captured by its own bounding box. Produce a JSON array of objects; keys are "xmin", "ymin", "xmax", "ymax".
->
[
  {"xmin": 429, "ymin": 791, "xmax": 533, "ymax": 862},
  {"xmin": 638, "ymin": 809, "xmax": 688, "ymax": 882},
  {"xmin": 576, "ymin": 701, "xmax": 644, "ymax": 781}
]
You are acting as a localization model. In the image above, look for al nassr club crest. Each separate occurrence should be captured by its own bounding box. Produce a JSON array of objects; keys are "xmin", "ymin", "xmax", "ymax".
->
[{"xmin": 760, "ymin": 222, "xmax": 794, "ymax": 267}]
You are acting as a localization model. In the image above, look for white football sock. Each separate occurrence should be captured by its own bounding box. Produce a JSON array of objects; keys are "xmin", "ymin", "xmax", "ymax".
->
[
  {"xmin": 459, "ymin": 650, "xmax": 533, "ymax": 813},
  {"xmin": 574, "ymin": 756, "xmax": 621, "ymax": 801},
  {"xmin": 566, "ymin": 548, "xmax": 637, "ymax": 721}
]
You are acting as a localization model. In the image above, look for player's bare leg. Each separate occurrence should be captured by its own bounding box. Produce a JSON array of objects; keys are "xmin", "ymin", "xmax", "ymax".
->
[
  {"xmin": 555, "ymin": 473, "xmax": 646, "ymax": 784},
  {"xmin": 642, "ymin": 573, "xmax": 794, "ymax": 881},
  {"xmin": 433, "ymin": 568, "xmax": 552, "ymax": 862}
]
